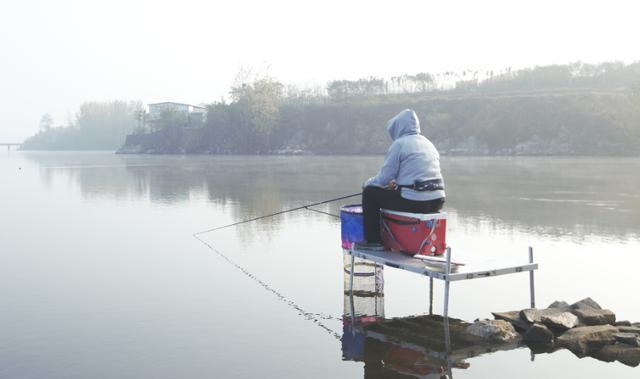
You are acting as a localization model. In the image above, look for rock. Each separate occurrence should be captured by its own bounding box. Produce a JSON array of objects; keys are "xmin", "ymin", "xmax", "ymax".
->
[
  {"xmin": 547, "ymin": 300, "xmax": 572, "ymax": 312},
  {"xmin": 520, "ymin": 308, "xmax": 573, "ymax": 328},
  {"xmin": 618, "ymin": 347, "xmax": 640, "ymax": 367},
  {"xmin": 592, "ymin": 344, "xmax": 640, "ymax": 367},
  {"xmin": 556, "ymin": 325, "xmax": 618, "ymax": 356},
  {"xmin": 492, "ymin": 311, "xmax": 530, "ymax": 332},
  {"xmin": 465, "ymin": 319, "xmax": 519, "ymax": 343},
  {"xmin": 614, "ymin": 333, "xmax": 640, "ymax": 347},
  {"xmin": 571, "ymin": 297, "xmax": 602, "ymax": 310},
  {"xmin": 592, "ymin": 343, "xmax": 621, "ymax": 362},
  {"xmin": 541, "ymin": 312, "xmax": 579, "ymax": 331},
  {"xmin": 523, "ymin": 323, "xmax": 554, "ymax": 344},
  {"xmin": 572, "ymin": 307, "xmax": 616, "ymax": 326},
  {"xmin": 615, "ymin": 320, "xmax": 632, "ymax": 327},
  {"xmin": 520, "ymin": 308, "xmax": 544, "ymax": 323},
  {"xmin": 527, "ymin": 342, "xmax": 557, "ymax": 354},
  {"xmin": 618, "ymin": 326, "xmax": 640, "ymax": 335}
]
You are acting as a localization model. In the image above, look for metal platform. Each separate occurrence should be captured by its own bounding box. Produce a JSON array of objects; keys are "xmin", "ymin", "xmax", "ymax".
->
[{"xmin": 345, "ymin": 246, "xmax": 538, "ymax": 318}]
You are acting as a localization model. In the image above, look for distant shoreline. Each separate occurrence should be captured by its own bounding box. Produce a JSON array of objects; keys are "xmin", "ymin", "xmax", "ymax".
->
[
  {"xmin": 20, "ymin": 62, "xmax": 640, "ymax": 157},
  {"xmin": 16, "ymin": 149, "xmax": 640, "ymax": 158}
]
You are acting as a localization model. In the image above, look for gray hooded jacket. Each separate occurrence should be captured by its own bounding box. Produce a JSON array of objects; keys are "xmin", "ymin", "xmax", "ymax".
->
[{"xmin": 364, "ymin": 109, "xmax": 445, "ymax": 201}]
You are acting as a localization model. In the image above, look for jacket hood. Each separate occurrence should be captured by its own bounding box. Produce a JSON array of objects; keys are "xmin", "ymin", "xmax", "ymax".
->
[{"xmin": 386, "ymin": 109, "xmax": 420, "ymax": 140}]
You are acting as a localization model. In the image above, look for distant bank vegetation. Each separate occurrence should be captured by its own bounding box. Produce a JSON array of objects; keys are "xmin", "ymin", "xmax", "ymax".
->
[
  {"xmin": 23, "ymin": 62, "xmax": 640, "ymax": 155},
  {"xmin": 22, "ymin": 101, "xmax": 143, "ymax": 150}
]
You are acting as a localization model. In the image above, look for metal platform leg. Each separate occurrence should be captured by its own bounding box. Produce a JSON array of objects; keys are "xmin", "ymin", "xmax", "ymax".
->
[
  {"xmin": 429, "ymin": 277, "xmax": 434, "ymax": 315},
  {"xmin": 444, "ymin": 315, "xmax": 453, "ymax": 377},
  {"xmin": 529, "ymin": 246, "xmax": 535, "ymax": 308},
  {"xmin": 349, "ymin": 253, "xmax": 355, "ymax": 294},
  {"xmin": 349, "ymin": 252, "xmax": 356, "ymax": 324},
  {"xmin": 443, "ymin": 247, "xmax": 452, "ymax": 319},
  {"xmin": 443, "ymin": 249, "xmax": 453, "ymax": 378}
]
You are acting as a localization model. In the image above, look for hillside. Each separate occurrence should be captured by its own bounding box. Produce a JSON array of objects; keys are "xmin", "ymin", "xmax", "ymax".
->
[{"xmin": 119, "ymin": 88, "xmax": 640, "ymax": 156}]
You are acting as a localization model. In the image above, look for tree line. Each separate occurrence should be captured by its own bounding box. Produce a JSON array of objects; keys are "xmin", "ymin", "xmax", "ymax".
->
[
  {"xmin": 23, "ymin": 62, "xmax": 640, "ymax": 155},
  {"xmin": 22, "ymin": 101, "xmax": 143, "ymax": 150}
]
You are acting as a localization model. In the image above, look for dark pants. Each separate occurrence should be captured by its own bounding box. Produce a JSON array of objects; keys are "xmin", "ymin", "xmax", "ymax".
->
[{"xmin": 362, "ymin": 186, "xmax": 445, "ymax": 243}]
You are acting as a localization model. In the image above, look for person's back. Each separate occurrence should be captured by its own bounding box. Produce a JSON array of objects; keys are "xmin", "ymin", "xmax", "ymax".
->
[
  {"xmin": 357, "ymin": 109, "xmax": 445, "ymax": 249},
  {"xmin": 392, "ymin": 133, "xmax": 445, "ymax": 202}
]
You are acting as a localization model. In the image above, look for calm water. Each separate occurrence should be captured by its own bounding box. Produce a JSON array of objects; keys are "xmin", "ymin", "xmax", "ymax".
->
[{"xmin": 1, "ymin": 152, "xmax": 639, "ymax": 378}]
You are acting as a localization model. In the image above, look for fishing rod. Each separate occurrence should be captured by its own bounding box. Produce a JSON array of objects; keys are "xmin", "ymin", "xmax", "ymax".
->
[{"xmin": 192, "ymin": 192, "xmax": 361, "ymax": 236}]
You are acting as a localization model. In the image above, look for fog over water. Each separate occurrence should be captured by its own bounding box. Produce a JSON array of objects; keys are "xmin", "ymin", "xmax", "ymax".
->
[{"xmin": 2, "ymin": 152, "xmax": 639, "ymax": 378}]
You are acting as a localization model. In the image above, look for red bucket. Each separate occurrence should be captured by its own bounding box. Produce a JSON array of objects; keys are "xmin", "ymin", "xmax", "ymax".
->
[{"xmin": 380, "ymin": 209, "xmax": 447, "ymax": 256}]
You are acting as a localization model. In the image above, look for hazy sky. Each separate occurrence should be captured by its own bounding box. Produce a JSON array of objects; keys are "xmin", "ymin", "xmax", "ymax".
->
[{"xmin": 1, "ymin": 0, "xmax": 639, "ymax": 141}]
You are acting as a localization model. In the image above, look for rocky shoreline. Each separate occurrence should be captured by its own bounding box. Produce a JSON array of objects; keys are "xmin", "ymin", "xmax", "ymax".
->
[
  {"xmin": 487, "ymin": 297, "xmax": 640, "ymax": 366},
  {"xmin": 366, "ymin": 297, "xmax": 640, "ymax": 370}
]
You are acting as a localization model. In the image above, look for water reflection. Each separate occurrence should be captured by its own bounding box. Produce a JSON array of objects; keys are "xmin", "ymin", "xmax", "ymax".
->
[
  {"xmin": 341, "ymin": 251, "xmax": 640, "ymax": 378},
  {"xmin": 443, "ymin": 157, "xmax": 640, "ymax": 241},
  {"xmin": 23, "ymin": 153, "xmax": 640, "ymax": 242},
  {"xmin": 9, "ymin": 152, "xmax": 640, "ymax": 378},
  {"xmin": 341, "ymin": 253, "xmax": 525, "ymax": 378}
]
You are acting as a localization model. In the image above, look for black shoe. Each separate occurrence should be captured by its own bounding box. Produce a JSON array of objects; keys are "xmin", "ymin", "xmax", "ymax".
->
[{"xmin": 353, "ymin": 241, "xmax": 386, "ymax": 251}]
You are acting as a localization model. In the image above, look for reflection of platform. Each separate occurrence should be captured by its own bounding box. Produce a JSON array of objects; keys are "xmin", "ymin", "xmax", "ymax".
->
[
  {"xmin": 362, "ymin": 315, "xmax": 521, "ymax": 368},
  {"xmin": 342, "ymin": 314, "xmax": 524, "ymax": 378},
  {"xmin": 345, "ymin": 246, "xmax": 538, "ymax": 318}
]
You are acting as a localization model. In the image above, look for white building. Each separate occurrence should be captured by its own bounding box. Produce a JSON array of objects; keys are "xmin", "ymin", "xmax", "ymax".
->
[
  {"xmin": 147, "ymin": 102, "xmax": 207, "ymax": 129},
  {"xmin": 148, "ymin": 102, "xmax": 206, "ymax": 118}
]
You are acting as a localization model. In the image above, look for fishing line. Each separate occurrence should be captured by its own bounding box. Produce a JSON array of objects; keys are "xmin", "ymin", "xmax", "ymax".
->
[
  {"xmin": 193, "ymin": 193, "xmax": 360, "ymax": 236},
  {"xmin": 193, "ymin": 234, "xmax": 342, "ymax": 340},
  {"xmin": 192, "ymin": 192, "xmax": 361, "ymax": 341},
  {"xmin": 304, "ymin": 206, "xmax": 340, "ymax": 218}
]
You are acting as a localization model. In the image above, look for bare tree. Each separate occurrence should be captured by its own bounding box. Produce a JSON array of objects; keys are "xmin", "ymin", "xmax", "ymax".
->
[{"xmin": 39, "ymin": 113, "xmax": 53, "ymax": 132}]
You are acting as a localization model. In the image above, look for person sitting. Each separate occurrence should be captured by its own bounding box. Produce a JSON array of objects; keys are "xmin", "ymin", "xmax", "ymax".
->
[{"xmin": 355, "ymin": 109, "xmax": 445, "ymax": 250}]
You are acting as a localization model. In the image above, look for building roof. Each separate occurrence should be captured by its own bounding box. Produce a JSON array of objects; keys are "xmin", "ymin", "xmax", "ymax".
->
[{"xmin": 148, "ymin": 102, "xmax": 206, "ymax": 110}]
